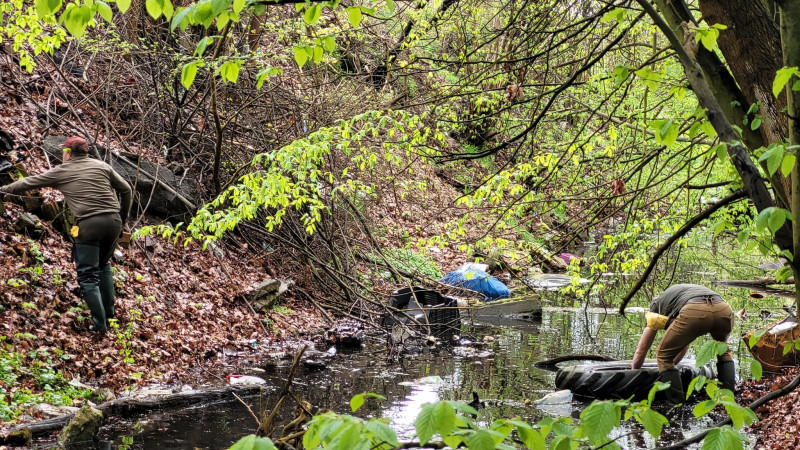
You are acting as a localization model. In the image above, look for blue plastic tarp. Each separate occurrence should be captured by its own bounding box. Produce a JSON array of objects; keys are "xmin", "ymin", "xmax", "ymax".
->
[{"xmin": 440, "ymin": 267, "xmax": 510, "ymax": 301}]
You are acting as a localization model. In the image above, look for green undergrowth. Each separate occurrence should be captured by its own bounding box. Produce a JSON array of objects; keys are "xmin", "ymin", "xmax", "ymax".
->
[{"xmin": 0, "ymin": 337, "xmax": 95, "ymax": 422}]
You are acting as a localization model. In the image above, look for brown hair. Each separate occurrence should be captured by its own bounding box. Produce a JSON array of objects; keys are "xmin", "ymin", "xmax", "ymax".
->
[{"xmin": 63, "ymin": 136, "xmax": 88, "ymax": 155}]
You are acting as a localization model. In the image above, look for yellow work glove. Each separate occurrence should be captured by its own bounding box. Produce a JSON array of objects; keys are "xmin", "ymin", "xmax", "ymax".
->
[{"xmin": 645, "ymin": 312, "xmax": 669, "ymax": 330}]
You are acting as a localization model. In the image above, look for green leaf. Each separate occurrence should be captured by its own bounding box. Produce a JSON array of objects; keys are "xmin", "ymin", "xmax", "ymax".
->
[
  {"xmin": 750, "ymin": 117, "xmax": 763, "ymax": 130},
  {"xmin": 414, "ymin": 403, "xmax": 437, "ymax": 445},
  {"xmin": 635, "ymin": 67, "xmax": 661, "ymax": 89},
  {"xmin": 35, "ymin": 0, "xmax": 62, "ymax": 17},
  {"xmin": 748, "ymin": 329, "xmax": 768, "ymax": 348},
  {"xmin": 600, "ymin": 7, "xmax": 625, "ymax": 23},
  {"xmin": 350, "ymin": 393, "xmax": 365, "ymax": 412},
  {"xmin": 322, "ymin": 36, "xmax": 336, "ymax": 52},
  {"xmin": 233, "ymin": 0, "xmax": 246, "ymax": 14},
  {"xmin": 145, "ymin": 0, "xmax": 163, "ymax": 19},
  {"xmin": 116, "ymin": 0, "xmax": 131, "ymax": 13},
  {"xmin": 696, "ymin": 340, "xmax": 716, "ymax": 366},
  {"xmin": 347, "ymin": 6, "xmax": 362, "ymax": 27},
  {"xmin": 218, "ymin": 60, "xmax": 242, "ymax": 83},
  {"xmin": 612, "ymin": 65, "xmax": 629, "ymax": 85},
  {"xmin": 162, "ymin": 0, "xmax": 174, "ymax": 19},
  {"xmin": 511, "ymin": 421, "xmax": 545, "ymax": 450},
  {"xmin": 579, "ymin": 401, "xmax": 618, "ymax": 445},
  {"xmin": 171, "ymin": 6, "xmax": 192, "ymax": 30},
  {"xmin": 195, "ymin": 36, "xmax": 214, "ymax": 56},
  {"xmin": 217, "ymin": 11, "xmax": 229, "ymax": 29},
  {"xmin": 181, "ymin": 62, "xmax": 198, "ymax": 89},
  {"xmin": 637, "ymin": 408, "xmax": 669, "ymax": 440},
  {"xmin": 385, "ymin": 0, "xmax": 395, "ymax": 12},
  {"xmin": 715, "ymin": 341, "xmax": 729, "ymax": 356},
  {"xmin": 294, "ymin": 47, "xmax": 308, "ymax": 67},
  {"xmin": 466, "ymin": 429, "xmax": 499, "ymax": 450},
  {"xmin": 701, "ymin": 428, "xmax": 724, "ymax": 450},
  {"xmin": 650, "ymin": 119, "xmax": 678, "ymax": 147},
  {"xmin": 767, "ymin": 208, "xmax": 788, "ymax": 233},
  {"xmin": 686, "ymin": 375, "xmax": 707, "ymax": 399},
  {"xmin": 781, "ymin": 153, "xmax": 796, "ymax": 177},
  {"xmin": 305, "ymin": 4, "xmax": 322, "ymax": 24},
  {"xmin": 713, "ymin": 143, "xmax": 728, "ymax": 161},
  {"xmin": 364, "ymin": 420, "xmax": 399, "ymax": 446},
  {"xmin": 773, "ymin": 66, "xmax": 800, "ymax": 98},
  {"xmin": 693, "ymin": 399, "xmax": 717, "ymax": 418},
  {"xmin": 313, "ymin": 45, "xmax": 324, "ymax": 63},
  {"xmin": 96, "ymin": 1, "xmax": 113, "ymax": 21},
  {"xmin": 61, "ymin": 4, "xmax": 93, "ymax": 36},
  {"xmin": 230, "ymin": 434, "xmax": 278, "ymax": 450}
]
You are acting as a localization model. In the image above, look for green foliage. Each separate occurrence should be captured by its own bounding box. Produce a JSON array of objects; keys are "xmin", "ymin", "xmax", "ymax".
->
[
  {"xmin": 773, "ymin": 66, "xmax": 800, "ymax": 97},
  {"xmin": 138, "ymin": 110, "xmax": 443, "ymax": 249},
  {"xmin": 0, "ymin": 337, "xmax": 93, "ymax": 422},
  {"xmin": 230, "ymin": 435, "xmax": 278, "ymax": 450},
  {"xmin": 378, "ymin": 248, "xmax": 441, "ymax": 279},
  {"xmin": 350, "ymin": 392, "xmax": 386, "ymax": 412}
]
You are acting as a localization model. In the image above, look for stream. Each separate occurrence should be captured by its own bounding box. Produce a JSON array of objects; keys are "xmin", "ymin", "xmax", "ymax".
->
[{"xmin": 52, "ymin": 280, "xmax": 781, "ymax": 450}]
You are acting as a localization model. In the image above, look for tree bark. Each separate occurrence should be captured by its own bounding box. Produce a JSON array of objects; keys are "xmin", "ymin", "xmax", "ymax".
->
[
  {"xmin": 643, "ymin": 0, "xmax": 792, "ymax": 252},
  {"xmin": 778, "ymin": 0, "xmax": 800, "ymax": 313}
]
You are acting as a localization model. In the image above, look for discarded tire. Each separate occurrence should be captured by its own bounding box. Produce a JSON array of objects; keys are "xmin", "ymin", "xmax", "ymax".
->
[{"xmin": 554, "ymin": 360, "xmax": 715, "ymax": 400}]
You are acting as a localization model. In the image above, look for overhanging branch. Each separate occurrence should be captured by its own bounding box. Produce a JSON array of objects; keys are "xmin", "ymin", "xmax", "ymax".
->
[{"xmin": 618, "ymin": 189, "xmax": 747, "ymax": 314}]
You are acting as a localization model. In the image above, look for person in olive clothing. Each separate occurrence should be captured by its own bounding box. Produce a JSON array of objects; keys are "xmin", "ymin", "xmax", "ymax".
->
[
  {"xmin": 0, "ymin": 137, "xmax": 132, "ymax": 333},
  {"xmin": 631, "ymin": 284, "xmax": 735, "ymax": 403}
]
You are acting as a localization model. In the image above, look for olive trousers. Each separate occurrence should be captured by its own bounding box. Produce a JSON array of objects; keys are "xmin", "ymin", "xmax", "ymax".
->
[
  {"xmin": 656, "ymin": 299, "xmax": 734, "ymax": 371},
  {"xmin": 74, "ymin": 213, "xmax": 121, "ymax": 333}
]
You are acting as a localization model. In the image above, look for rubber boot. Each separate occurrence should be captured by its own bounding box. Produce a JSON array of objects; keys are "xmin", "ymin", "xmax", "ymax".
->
[
  {"xmin": 98, "ymin": 264, "xmax": 115, "ymax": 321},
  {"xmin": 717, "ymin": 360, "xmax": 736, "ymax": 392},
  {"xmin": 75, "ymin": 243, "xmax": 107, "ymax": 333},
  {"xmin": 83, "ymin": 287, "xmax": 107, "ymax": 333},
  {"xmin": 659, "ymin": 368, "xmax": 684, "ymax": 404}
]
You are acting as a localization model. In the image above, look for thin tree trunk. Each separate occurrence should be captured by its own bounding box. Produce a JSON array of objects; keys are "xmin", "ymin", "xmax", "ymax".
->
[{"xmin": 778, "ymin": 0, "xmax": 800, "ymax": 313}]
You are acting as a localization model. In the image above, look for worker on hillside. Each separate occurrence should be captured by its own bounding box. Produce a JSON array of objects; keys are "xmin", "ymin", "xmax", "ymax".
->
[
  {"xmin": 0, "ymin": 137, "xmax": 132, "ymax": 334},
  {"xmin": 631, "ymin": 283, "xmax": 735, "ymax": 403}
]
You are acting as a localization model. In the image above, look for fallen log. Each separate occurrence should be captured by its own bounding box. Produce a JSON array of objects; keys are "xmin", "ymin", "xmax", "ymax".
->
[{"xmin": 1, "ymin": 384, "xmax": 271, "ymax": 441}]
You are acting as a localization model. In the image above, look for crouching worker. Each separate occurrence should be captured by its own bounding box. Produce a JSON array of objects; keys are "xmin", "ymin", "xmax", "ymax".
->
[
  {"xmin": 631, "ymin": 284, "xmax": 735, "ymax": 403},
  {"xmin": 0, "ymin": 137, "xmax": 132, "ymax": 333}
]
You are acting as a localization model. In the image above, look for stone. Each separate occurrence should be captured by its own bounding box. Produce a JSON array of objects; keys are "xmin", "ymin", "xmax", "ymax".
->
[
  {"xmin": 249, "ymin": 279, "xmax": 292, "ymax": 312},
  {"xmin": 2, "ymin": 428, "xmax": 32, "ymax": 446},
  {"xmin": 34, "ymin": 403, "xmax": 79, "ymax": 418},
  {"xmin": 57, "ymin": 403, "xmax": 103, "ymax": 447},
  {"xmin": 14, "ymin": 212, "xmax": 43, "ymax": 238},
  {"xmin": 42, "ymin": 135, "xmax": 201, "ymax": 220}
]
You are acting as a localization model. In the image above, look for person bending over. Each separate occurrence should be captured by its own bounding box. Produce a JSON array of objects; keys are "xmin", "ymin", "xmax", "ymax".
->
[
  {"xmin": 0, "ymin": 137, "xmax": 132, "ymax": 333},
  {"xmin": 631, "ymin": 283, "xmax": 735, "ymax": 403}
]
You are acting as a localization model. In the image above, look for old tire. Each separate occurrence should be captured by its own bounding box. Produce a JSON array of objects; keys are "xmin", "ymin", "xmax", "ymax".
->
[{"xmin": 554, "ymin": 360, "xmax": 714, "ymax": 400}]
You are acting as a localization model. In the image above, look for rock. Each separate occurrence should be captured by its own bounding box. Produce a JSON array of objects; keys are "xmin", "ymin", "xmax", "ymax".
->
[
  {"xmin": 34, "ymin": 403, "xmax": 79, "ymax": 418},
  {"xmin": 14, "ymin": 212, "xmax": 43, "ymax": 238},
  {"xmin": 1, "ymin": 428, "xmax": 32, "ymax": 446},
  {"xmin": 57, "ymin": 403, "xmax": 103, "ymax": 447},
  {"xmin": 249, "ymin": 279, "xmax": 292, "ymax": 313},
  {"xmin": 42, "ymin": 136, "xmax": 201, "ymax": 220}
]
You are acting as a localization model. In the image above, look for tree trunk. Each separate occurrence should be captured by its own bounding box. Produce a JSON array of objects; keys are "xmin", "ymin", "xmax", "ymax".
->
[{"xmin": 778, "ymin": 0, "xmax": 800, "ymax": 313}]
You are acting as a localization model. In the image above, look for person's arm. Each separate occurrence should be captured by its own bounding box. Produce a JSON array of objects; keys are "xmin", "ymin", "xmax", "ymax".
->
[
  {"xmin": 0, "ymin": 167, "xmax": 63, "ymax": 195},
  {"xmin": 109, "ymin": 169, "xmax": 132, "ymax": 224},
  {"xmin": 632, "ymin": 327, "xmax": 657, "ymax": 369}
]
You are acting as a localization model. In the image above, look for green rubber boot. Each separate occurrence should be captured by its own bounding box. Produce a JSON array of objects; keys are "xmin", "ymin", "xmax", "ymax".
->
[
  {"xmin": 717, "ymin": 360, "xmax": 736, "ymax": 392},
  {"xmin": 75, "ymin": 243, "xmax": 107, "ymax": 333},
  {"xmin": 98, "ymin": 264, "xmax": 115, "ymax": 321},
  {"xmin": 659, "ymin": 368, "xmax": 684, "ymax": 404}
]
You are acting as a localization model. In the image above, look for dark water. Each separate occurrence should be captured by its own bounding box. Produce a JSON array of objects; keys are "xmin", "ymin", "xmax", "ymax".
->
[{"xmin": 58, "ymin": 291, "xmax": 777, "ymax": 450}]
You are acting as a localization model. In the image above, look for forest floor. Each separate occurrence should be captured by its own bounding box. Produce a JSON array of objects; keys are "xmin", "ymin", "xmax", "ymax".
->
[
  {"xmin": 0, "ymin": 199, "xmax": 329, "ymax": 425},
  {"xmin": 741, "ymin": 366, "xmax": 800, "ymax": 449}
]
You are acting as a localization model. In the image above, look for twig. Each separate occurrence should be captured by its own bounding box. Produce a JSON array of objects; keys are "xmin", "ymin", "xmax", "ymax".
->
[
  {"xmin": 258, "ymin": 346, "xmax": 307, "ymax": 437},
  {"xmin": 232, "ymin": 392, "xmax": 261, "ymax": 428}
]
